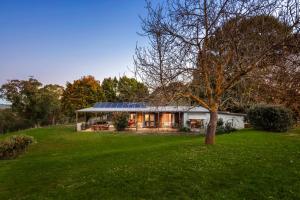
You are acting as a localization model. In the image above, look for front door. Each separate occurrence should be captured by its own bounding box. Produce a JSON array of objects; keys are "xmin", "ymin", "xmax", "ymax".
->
[{"xmin": 144, "ymin": 113, "xmax": 155, "ymax": 128}]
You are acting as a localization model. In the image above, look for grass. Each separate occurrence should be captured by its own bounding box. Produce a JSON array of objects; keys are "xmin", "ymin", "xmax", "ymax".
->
[{"xmin": 0, "ymin": 127, "xmax": 300, "ymax": 200}]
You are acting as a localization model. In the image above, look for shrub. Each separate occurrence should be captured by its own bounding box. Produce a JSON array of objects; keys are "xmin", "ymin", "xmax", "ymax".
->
[
  {"xmin": 216, "ymin": 118, "xmax": 225, "ymax": 134},
  {"xmin": 0, "ymin": 135, "xmax": 35, "ymax": 159},
  {"xmin": 216, "ymin": 118, "xmax": 237, "ymax": 134},
  {"xmin": 248, "ymin": 105, "xmax": 294, "ymax": 132},
  {"xmin": 224, "ymin": 122, "xmax": 237, "ymax": 133},
  {"xmin": 216, "ymin": 127, "xmax": 225, "ymax": 134},
  {"xmin": 112, "ymin": 112, "xmax": 129, "ymax": 131},
  {"xmin": 217, "ymin": 118, "xmax": 224, "ymax": 127},
  {"xmin": 179, "ymin": 127, "xmax": 191, "ymax": 132}
]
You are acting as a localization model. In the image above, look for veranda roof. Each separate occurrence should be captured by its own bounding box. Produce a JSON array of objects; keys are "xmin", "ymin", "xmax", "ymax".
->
[
  {"xmin": 76, "ymin": 102, "xmax": 209, "ymax": 113},
  {"xmin": 77, "ymin": 102, "xmax": 246, "ymax": 116}
]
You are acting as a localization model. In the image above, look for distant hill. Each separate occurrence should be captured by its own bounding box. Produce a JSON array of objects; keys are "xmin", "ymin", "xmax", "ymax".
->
[{"xmin": 0, "ymin": 104, "xmax": 11, "ymax": 109}]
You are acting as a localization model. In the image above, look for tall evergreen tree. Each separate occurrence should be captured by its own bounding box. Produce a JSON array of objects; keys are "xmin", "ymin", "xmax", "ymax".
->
[
  {"xmin": 101, "ymin": 77, "xmax": 119, "ymax": 102},
  {"xmin": 118, "ymin": 76, "xmax": 149, "ymax": 102}
]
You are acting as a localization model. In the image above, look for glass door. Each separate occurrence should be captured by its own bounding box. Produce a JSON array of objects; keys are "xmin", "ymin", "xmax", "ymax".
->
[{"xmin": 144, "ymin": 113, "xmax": 155, "ymax": 127}]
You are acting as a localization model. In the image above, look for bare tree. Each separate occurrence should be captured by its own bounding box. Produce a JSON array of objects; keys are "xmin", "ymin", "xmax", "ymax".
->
[
  {"xmin": 134, "ymin": 3, "xmax": 188, "ymax": 105},
  {"xmin": 135, "ymin": 0, "xmax": 300, "ymax": 144}
]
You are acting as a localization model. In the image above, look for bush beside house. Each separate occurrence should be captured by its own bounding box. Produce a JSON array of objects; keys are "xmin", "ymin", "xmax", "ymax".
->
[
  {"xmin": 248, "ymin": 105, "xmax": 294, "ymax": 132},
  {"xmin": 179, "ymin": 127, "xmax": 191, "ymax": 132},
  {"xmin": 216, "ymin": 118, "xmax": 237, "ymax": 134},
  {"xmin": 112, "ymin": 113, "xmax": 129, "ymax": 131}
]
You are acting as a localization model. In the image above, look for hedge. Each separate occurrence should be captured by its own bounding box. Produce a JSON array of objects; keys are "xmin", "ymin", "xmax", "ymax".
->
[
  {"xmin": 0, "ymin": 135, "xmax": 35, "ymax": 159},
  {"xmin": 247, "ymin": 105, "xmax": 294, "ymax": 132}
]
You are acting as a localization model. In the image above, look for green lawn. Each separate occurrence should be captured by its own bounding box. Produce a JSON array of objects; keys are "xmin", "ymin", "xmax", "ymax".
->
[{"xmin": 0, "ymin": 127, "xmax": 300, "ymax": 200}]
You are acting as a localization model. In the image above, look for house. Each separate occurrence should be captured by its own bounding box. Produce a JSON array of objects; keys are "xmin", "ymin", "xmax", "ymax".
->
[{"xmin": 76, "ymin": 102, "xmax": 245, "ymax": 133}]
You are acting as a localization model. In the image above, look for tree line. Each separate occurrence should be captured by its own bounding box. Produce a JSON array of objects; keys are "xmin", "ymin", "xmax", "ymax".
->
[{"xmin": 0, "ymin": 75, "xmax": 148, "ymax": 133}]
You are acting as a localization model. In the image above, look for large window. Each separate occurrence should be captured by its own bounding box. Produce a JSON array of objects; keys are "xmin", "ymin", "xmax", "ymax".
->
[
  {"xmin": 160, "ymin": 113, "xmax": 176, "ymax": 128},
  {"xmin": 144, "ymin": 113, "xmax": 155, "ymax": 127},
  {"xmin": 189, "ymin": 119, "xmax": 204, "ymax": 129}
]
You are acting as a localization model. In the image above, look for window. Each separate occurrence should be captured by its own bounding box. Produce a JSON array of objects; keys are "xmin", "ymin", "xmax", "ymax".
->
[{"xmin": 189, "ymin": 119, "xmax": 204, "ymax": 129}]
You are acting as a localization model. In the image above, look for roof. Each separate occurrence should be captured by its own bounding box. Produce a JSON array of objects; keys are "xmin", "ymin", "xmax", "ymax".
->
[
  {"xmin": 77, "ymin": 102, "xmax": 245, "ymax": 114},
  {"xmin": 77, "ymin": 105, "xmax": 209, "ymax": 113},
  {"xmin": 79, "ymin": 102, "xmax": 245, "ymax": 115},
  {"xmin": 78, "ymin": 102, "xmax": 209, "ymax": 112},
  {"xmin": 93, "ymin": 102, "xmax": 147, "ymax": 108}
]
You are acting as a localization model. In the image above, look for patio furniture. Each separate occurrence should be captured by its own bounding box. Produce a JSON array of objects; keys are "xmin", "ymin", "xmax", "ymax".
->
[{"xmin": 92, "ymin": 124, "xmax": 109, "ymax": 131}]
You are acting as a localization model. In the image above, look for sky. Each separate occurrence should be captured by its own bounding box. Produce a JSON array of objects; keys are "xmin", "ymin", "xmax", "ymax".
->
[{"xmin": 0, "ymin": 0, "xmax": 155, "ymax": 92}]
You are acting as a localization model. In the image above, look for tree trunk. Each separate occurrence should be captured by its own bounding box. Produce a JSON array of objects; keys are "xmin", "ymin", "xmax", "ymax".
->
[
  {"xmin": 205, "ymin": 111, "xmax": 218, "ymax": 145},
  {"xmin": 52, "ymin": 116, "xmax": 55, "ymax": 125}
]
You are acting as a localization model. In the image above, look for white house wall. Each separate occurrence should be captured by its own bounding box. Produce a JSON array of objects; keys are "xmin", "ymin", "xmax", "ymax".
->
[
  {"xmin": 217, "ymin": 114, "xmax": 244, "ymax": 129},
  {"xmin": 183, "ymin": 112, "xmax": 244, "ymax": 129}
]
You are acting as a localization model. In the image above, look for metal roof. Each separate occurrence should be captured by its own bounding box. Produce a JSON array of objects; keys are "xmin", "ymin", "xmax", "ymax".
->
[
  {"xmin": 93, "ymin": 102, "xmax": 147, "ymax": 108},
  {"xmin": 76, "ymin": 102, "xmax": 246, "ymax": 116},
  {"xmin": 77, "ymin": 102, "xmax": 209, "ymax": 113}
]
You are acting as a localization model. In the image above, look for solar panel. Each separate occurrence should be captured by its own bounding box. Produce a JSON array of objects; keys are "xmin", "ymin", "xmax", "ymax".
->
[{"xmin": 93, "ymin": 102, "xmax": 146, "ymax": 108}]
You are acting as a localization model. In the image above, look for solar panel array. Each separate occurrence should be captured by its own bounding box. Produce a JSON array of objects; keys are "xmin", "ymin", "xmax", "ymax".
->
[{"xmin": 93, "ymin": 102, "xmax": 147, "ymax": 108}]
